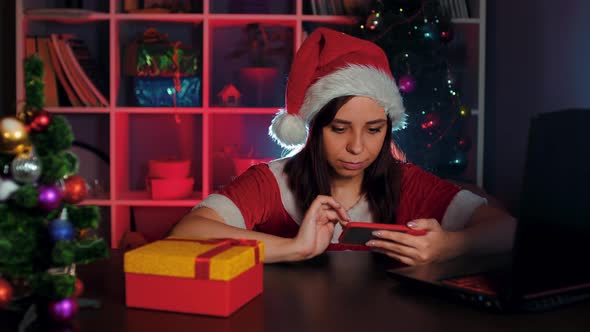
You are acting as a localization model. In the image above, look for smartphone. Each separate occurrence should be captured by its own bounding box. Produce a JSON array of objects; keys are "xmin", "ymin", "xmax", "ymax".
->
[{"xmin": 338, "ymin": 222, "xmax": 427, "ymax": 245}]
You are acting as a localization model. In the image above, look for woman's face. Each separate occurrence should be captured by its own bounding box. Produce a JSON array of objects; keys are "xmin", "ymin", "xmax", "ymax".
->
[{"xmin": 322, "ymin": 96, "xmax": 388, "ymax": 180}]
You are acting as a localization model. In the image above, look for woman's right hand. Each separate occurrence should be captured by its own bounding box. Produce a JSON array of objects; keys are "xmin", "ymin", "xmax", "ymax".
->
[{"xmin": 294, "ymin": 195, "xmax": 351, "ymax": 260}]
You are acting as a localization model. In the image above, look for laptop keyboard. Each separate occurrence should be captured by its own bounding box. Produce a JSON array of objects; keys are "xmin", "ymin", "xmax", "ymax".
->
[{"xmin": 441, "ymin": 274, "xmax": 499, "ymax": 295}]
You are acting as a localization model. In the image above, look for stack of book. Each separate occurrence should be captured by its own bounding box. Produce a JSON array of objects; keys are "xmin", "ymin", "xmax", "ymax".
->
[
  {"xmin": 25, "ymin": 34, "xmax": 109, "ymax": 107},
  {"xmin": 309, "ymin": 0, "xmax": 347, "ymax": 15},
  {"xmin": 439, "ymin": 0, "xmax": 471, "ymax": 19}
]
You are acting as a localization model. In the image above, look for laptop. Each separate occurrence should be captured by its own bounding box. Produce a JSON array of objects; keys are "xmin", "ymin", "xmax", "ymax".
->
[{"xmin": 387, "ymin": 109, "xmax": 590, "ymax": 312}]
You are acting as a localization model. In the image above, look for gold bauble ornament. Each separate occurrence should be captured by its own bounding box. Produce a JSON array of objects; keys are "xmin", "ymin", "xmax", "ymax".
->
[
  {"xmin": 458, "ymin": 105, "xmax": 471, "ymax": 117},
  {"xmin": 0, "ymin": 117, "xmax": 31, "ymax": 154},
  {"xmin": 17, "ymin": 108, "xmax": 37, "ymax": 123}
]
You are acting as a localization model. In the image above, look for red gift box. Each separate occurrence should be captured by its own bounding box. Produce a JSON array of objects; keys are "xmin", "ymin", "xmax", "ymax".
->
[{"xmin": 124, "ymin": 237, "xmax": 264, "ymax": 317}]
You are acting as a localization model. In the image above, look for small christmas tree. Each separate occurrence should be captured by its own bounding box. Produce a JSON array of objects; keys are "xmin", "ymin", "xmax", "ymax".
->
[
  {"xmin": 0, "ymin": 54, "xmax": 108, "ymax": 324},
  {"xmin": 353, "ymin": 0, "xmax": 473, "ymax": 179}
]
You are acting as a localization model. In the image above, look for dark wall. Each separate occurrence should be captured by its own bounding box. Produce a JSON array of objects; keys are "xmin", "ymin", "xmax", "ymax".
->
[
  {"xmin": 485, "ymin": 0, "xmax": 590, "ymax": 214},
  {"xmin": 0, "ymin": 0, "xmax": 15, "ymax": 117}
]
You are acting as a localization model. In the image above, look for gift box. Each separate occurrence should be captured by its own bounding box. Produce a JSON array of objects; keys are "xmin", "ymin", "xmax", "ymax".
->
[
  {"xmin": 125, "ymin": 28, "xmax": 199, "ymax": 77},
  {"xmin": 125, "ymin": 27, "xmax": 201, "ymax": 107},
  {"xmin": 134, "ymin": 76, "xmax": 201, "ymax": 107},
  {"xmin": 124, "ymin": 237, "xmax": 264, "ymax": 317}
]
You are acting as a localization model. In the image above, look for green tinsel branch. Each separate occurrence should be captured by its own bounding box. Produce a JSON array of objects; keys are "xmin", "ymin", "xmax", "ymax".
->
[
  {"xmin": 12, "ymin": 184, "xmax": 39, "ymax": 209},
  {"xmin": 67, "ymin": 205, "xmax": 100, "ymax": 229},
  {"xmin": 32, "ymin": 272, "xmax": 75, "ymax": 299},
  {"xmin": 24, "ymin": 54, "xmax": 44, "ymax": 110},
  {"xmin": 30, "ymin": 115, "xmax": 75, "ymax": 156}
]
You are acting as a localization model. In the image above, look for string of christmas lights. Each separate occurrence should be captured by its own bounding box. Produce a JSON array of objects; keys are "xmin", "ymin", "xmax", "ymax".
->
[{"xmin": 354, "ymin": 0, "xmax": 473, "ymax": 179}]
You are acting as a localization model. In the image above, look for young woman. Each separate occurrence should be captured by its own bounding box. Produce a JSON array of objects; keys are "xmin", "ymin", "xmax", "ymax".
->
[{"xmin": 170, "ymin": 28, "xmax": 516, "ymax": 264}]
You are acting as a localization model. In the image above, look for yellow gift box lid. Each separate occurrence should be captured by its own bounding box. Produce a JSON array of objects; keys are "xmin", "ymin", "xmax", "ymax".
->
[{"xmin": 124, "ymin": 237, "xmax": 264, "ymax": 281}]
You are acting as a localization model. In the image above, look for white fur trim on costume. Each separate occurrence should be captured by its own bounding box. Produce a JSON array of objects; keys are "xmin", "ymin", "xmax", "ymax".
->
[
  {"xmin": 300, "ymin": 64, "xmax": 407, "ymax": 130},
  {"xmin": 194, "ymin": 194, "xmax": 247, "ymax": 229},
  {"xmin": 268, "ymin": 109, "xmax": 308, "ymax": 148},
  {"xmin": 441, "ymin": 190, "xmax": 487, "ymax": 231}
]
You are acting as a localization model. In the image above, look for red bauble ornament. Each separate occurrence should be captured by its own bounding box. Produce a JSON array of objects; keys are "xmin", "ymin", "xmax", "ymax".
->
[
  {"xmin": 28, "ymin": 109, "xmax": 52, "ymax": 132},
  {"xmin": 0, "ymin": 278, "xmax": 13, "ymax": 308},
  {"xmin": 62, "ymin": 175, "xmax": 88, "ymax": 204},
  {"xmin": 457, "ymin": 136, "xmax": 472, "ymax": 151},
  {"xmin": 439, "ymin": 24, "xmax": 454, "ymax": 43},
  {"xmin": 74, "ymin": 278, "xmax": 84, "ymax": 297},
  {"xmin": 421, "ymin": 113, "xmax": 440, "ymax": 130}
]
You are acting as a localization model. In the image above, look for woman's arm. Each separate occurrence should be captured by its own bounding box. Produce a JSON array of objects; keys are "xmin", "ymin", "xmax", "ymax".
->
[
  {"xmin": 171, "ymin": 195, "xmax": 350, "ymax": 263},
  {"xmin": 364, "ymin": 204, "xmax": 517, "ymax": 265},
  {"xmin": 171, "ymin": 207, "xmax": 303, "ymax": 263},
  {"xmin": 451, "ymin": 203, "xmax": 517, "ymax": 256}
]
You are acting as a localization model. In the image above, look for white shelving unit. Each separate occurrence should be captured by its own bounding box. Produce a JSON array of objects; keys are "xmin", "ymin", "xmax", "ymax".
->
[{"xmin": 15, "ymin": 0, "xmax": 487, "ymax": 248}]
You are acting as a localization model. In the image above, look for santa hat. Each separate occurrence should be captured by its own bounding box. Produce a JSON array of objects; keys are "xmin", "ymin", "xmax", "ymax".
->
[{"xmin": 269, "ymin": 28, "xmax": 406, "ymax": 148}]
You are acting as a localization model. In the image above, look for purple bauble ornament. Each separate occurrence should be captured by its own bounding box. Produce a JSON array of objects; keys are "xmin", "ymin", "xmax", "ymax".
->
[
  {"xmin": 38, "ymin": 185, "xmax": 62, "ymax": 212},
  {"xmin": 48, "ymin": 297, "xmax": 78, "ymax": 322},
  {"xmin": 398, "ymin": 74, "xmax": 416, "ymax": 93}
]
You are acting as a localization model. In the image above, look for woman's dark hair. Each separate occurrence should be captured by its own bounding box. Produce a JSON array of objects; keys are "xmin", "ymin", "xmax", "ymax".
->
[{"xmin": 283, "ymin": 96, "xmax": 403, "ymax": 224}]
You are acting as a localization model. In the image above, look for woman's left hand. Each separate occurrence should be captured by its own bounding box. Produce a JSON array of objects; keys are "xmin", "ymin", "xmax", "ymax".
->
[{"xmin": 366, "ymin": 218, "xmax": 466, "ymax": 266}]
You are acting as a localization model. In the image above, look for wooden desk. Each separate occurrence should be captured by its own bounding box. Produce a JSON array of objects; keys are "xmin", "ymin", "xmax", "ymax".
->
[{"xmin": 49, "ymin": 250, "xmax": 590, "ymax": 331}]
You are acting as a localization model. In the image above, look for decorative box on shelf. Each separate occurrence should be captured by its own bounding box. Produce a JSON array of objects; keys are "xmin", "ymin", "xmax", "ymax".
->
[
  {"xmin": 124, "ymin": 27, "xmax": 201, "ymax": 107},
  {"xmin": 146, "ymin": 159, "xmax": 194, "ymax": 199},
  {"xmin": 148, "ymin": 159, "xmax": 191, "ymax": 179},
  {"xmin": 124, "ymin": 237, "xmax": 264, "ymax": 317}
]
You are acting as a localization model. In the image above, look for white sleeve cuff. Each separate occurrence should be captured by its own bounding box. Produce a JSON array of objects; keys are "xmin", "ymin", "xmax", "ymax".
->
[
  {"xmin": 193, "ymin": 194, "xmax": 247, "ymax": 229},
  {"xmin": 441, "ymin": 190, "xmax": 487, "ymax": 231}
]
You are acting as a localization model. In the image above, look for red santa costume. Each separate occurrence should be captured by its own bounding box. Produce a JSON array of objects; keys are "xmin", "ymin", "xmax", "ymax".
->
[{"xmin": 195, "ymin": 28, "xmax": 486, "ymax": 244}]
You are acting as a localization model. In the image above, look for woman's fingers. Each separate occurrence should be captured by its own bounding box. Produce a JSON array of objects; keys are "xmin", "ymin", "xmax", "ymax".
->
[
  {"xmin": 317, "ymin": 210, "xmax": 342, "ymax": 225},
  {"xmin": 310, "ymin": 195, "xmax": 350, "ymax": 222},
  {"xmin": 367, "ymin": 238, "xmax": 419, "ymax": 258},
  {"xmin": 371, "ymin": 230, "xmax": 421, "ymax": 248},
  {"xmin": 371, "ymin": 248, "xmax": 416, "ymax": 266}
]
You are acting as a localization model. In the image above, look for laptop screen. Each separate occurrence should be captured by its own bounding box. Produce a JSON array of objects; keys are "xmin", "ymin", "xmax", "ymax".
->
[{"xmin": 512, "ymin": 109, "xmax": 590, "ymax": 297}]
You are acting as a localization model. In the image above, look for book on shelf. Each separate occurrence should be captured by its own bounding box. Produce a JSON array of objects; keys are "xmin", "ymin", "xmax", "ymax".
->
[
  {"xmin": 46, "ymin": 35, "xmax": 83, "ymax": 107},
  {"xmin": 67, "ymin": 38, "xmax": 109, "ymax": 105},
  {"xmin": 439, "ymin": 0, "xmax": 471, "ymax": 19},
  {"xmin": 60, "ymin": 36, "xmax": 109, "ymax": 107},
  {"xmin": 310, "ymin": 0, "xmax": 318, "ymax": 15},
  {"xmin": 311, "ymin": 0, "xmax": 344, "ymax": 15},
  {"xmin": 23, "ymin": 8, "xmax": 98, "ymax": 18},
  {"xmin": 457, "ymin": 0, "xmax": 470, "ymax": 18},
  {"xmin": 25, "ymin": 34, "xmax": 108, "ymax": 107},
  {"xmin": 51, "ymin": 34, "xmax": 97, "ymax": 106}
]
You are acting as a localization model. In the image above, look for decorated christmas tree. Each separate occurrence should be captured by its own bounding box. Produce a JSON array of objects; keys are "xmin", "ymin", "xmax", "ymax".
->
[
  {"xmin": 353, "ymin": 0, "xmax": 472, "ymax": 179},
  {"xmin": 0, "ymin": 54, "xmax": 108, "ymax": 324}
]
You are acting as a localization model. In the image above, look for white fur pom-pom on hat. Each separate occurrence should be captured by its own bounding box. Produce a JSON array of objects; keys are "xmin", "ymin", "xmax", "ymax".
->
[
  {"xmin": 268, "ymin": 109, "xmax": 308, "ymax": 148},
  {"xmin": 268, "ymin": 28, "xmax": 406, "ymax": 149}
]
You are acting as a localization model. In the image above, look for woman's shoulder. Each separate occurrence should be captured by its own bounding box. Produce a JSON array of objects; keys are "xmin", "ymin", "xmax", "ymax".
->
[
  {"xmin": 237, "ymin": 157, "xmax": 291, "ymax": 188},
  {"xmin": 267, "ymin": 157, "xmax": 290, "ymax": 175},
  {"xmin": 398, "ymin": 161, "xmax": 422, "ymax": 178}
]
